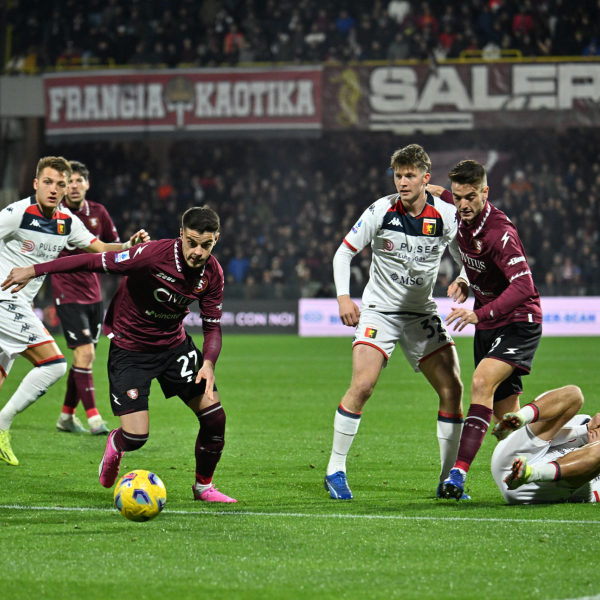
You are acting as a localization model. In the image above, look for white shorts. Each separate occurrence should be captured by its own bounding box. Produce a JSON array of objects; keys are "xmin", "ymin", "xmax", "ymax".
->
[
  {"xmin": 491, "ymin": 426, "xmax": 600, "ymax": 504},
  {"xmin": 0, "ymin": 298, "xmax": 55, "ymax": 377},
  {"xmin": 352, "ymin": 309, "xmax": 455, "ymax": 372}
]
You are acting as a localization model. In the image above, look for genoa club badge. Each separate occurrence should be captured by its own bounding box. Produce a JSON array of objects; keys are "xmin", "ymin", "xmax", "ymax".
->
[
  {"xmin": 57, "ymin": 220, "xmax": 65, "ymax": 235},
  {"xmin": 364, "ymin": 326, "xmax": 378, "ymax": 339},
  {"xmin": 127, "ymin": 389, "xmax": 138, "ymax": 399},
  {"xmin": 422, "ymin": 218, "xmax": 436, "ymax": 235}
]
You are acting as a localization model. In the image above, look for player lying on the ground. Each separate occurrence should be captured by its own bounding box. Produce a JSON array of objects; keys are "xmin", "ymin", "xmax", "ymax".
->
[
  {"xmin": 324, "ymin": 144, "xmax": 470, "ymax": 501},
  {"xmin": 0, "ymin": 156, "xmax": 148, "ymax": 466},
  {"xmin": 53, "ymin": 160, "xmax": 123, "ymax": 436},
  {"xmin": 3, "ymin": 206, "xmax": 236, "ymax": 503},
  {"xmin": 427, "ymin": 159, "xmax": 543, "ymax": 501},
  {"xmin": 491, "ymin": 385, "xmax": 600, "ymax": 504}
]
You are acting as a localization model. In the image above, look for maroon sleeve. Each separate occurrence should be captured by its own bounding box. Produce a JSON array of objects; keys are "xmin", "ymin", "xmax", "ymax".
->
[
  {"xmin": 474, "ymin": 229, "xmax": 536, "ymax": 323},
  {"xmin": 100, "ymin": 206, "xmax": 120, "ymax": 243},
  {"xmin": 34, "ymin": 242, "xmax": 156, "ymax": 277},
  {"xmin": 440, "ymin": 189, "xmax": 454, "ymax": 205},
  {"xmin": 199, "ymin": 263, "xmax": 224, "ymax": 365}
]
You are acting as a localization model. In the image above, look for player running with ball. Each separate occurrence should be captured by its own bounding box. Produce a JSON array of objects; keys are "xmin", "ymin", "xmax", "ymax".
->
[
  {"xmin": 4, "ymin": 206, "xmax": 236, "ymax": 503},
  {"xmin": 324, "ymin": 144, "xmax": 470, "ymax": 500},
  {"xmin": 428, "ymin": 159, "xmax": 543, "ymax": 500},
  {"xmin": 0, "ymin": 156, "xmax": 148, "ymax": 466}
]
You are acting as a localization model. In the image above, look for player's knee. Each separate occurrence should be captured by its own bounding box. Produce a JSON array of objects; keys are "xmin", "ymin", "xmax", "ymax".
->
[
  {"xmin": 40, "ymin": 359, "xmax": 68, "ymax": 384},
  {"xmin": 471, "ymin": 374, "xmax": 493, "ymax": 398},
  {"xmin": 74, "ymin": 345, "xmax": 95, "ymax": 368},
  {"xmin": 351, "ymin": 378, "xmax": 375, "ymax": 402},
  {"xmin": 564, "ymin": 385, "xmax": 584, "ymax": 409}
]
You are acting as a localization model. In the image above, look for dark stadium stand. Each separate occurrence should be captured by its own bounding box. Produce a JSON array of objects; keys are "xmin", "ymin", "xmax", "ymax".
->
[{"xmin": 4, "ymin": 0, "xmax": 600, "ymax": 73}]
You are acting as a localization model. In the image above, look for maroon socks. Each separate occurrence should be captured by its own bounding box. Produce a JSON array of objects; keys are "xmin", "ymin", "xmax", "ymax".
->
[
  {"xmin": 195, "ymin": 402, "xmax": 226, "ymax": 485},
  {"xmin": 61, "ymin": 366, "xmax": 99, "ymax": 419},
  {"xmin": 454, "ymin": 404, "xmax": 494, "ymax": 473}
]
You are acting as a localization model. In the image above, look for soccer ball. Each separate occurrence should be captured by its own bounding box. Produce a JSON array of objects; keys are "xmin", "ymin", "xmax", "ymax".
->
[{"xmin": 114, "ymin": 470, "xmax": 167, "ymax": 522}]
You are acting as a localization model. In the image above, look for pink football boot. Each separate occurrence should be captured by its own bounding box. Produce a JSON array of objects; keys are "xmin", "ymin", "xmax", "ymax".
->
[
  {"xmin": 192, "ymin": 484, "xmax": 237, "ymax": 503},
  {"xmin": 98, "ymin": 429, "xmax": 123, "ymax": 488}
]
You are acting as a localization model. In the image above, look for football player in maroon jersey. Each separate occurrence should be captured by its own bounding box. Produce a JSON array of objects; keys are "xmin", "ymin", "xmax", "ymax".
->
[
  {"xmin": 428, "ymin": 160, "xmax": 542, "ymax": 500},
  {"xmin": 3, "ymin": 206, "xmax": 236, "ymax": 503}
]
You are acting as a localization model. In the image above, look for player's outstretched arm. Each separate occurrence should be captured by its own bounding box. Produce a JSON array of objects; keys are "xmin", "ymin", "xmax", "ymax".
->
[
  {"xmin": 1, "ymin": 266, "xmax": 36, "ymax": 293},
  {"xmin": 444, "ymin": 306, "xmax": 478, "ymax": 331},
  {"xmin": 338, "ymin": 294, "xmax": 360, "ymax": 327},
  {"xmin": 85, "ymin": 229, "xmax": 150, "ymax": 253},
  {"xmin": 195, "ymin": 360, "xmax": 215, "ymax": 401}
]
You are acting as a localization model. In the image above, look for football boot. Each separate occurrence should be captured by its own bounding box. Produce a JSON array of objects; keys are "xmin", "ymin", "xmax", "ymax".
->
[{"xmin": 324, "ymin": 471, "xmax": 353, "ymax": 499}]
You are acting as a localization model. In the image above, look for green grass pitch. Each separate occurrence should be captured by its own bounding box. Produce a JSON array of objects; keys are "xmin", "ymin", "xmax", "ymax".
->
[{"xmin": 1, "ymin": 335, "xmax": 599, "ymax": 600}]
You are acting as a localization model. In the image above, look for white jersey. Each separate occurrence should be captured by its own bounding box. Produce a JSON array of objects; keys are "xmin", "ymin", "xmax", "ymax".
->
[
  {"xmin": 0, "ymin": 196, "xmax": 97, "ymax": 303},
  {"xmin": 334, "ymin": 192, "xmax": 465, "ymax": 313}
]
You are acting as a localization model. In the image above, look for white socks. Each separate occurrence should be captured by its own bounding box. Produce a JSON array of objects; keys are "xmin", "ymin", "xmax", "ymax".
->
[
  {"xmin": 0, "ymin": 362, "xmax": 67, "ymax": 430},
  {"xmin": 437, "ymin": 417, "xmax": 463, "ymax": 483},
  {"xmin": 326, "ymin": 405, "xmax": 361, "ymax": 476}
]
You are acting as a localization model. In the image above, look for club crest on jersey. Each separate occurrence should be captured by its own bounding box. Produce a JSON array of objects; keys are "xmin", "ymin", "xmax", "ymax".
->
[
  {"xmin": 423, "ymin": 218, "xmax": 436, "ymax": 235},
  {"xmin": 89, "ymin": 217, "xmax": 98, "ymax": 228},
  {"xmin": 57, "ymin": 220, "xmax": 66, "ymax": 235},
  {"xmin": 127, "ymin": 389, "xmax": 138, "ymax": 399},
  {"xmin": 364, "ymin": 325, "xmax": 378, "ymax": 339},
  {"xmin": 194, "ymin": 277, "xmax": 208, "ymax": 292},
  {"xmin": 382, "ymin": 239, "xmax": 394, "ymax": 251},
  {"xmin": 473, "ymin": 239, "xmax": 483, "ymax": 253}
]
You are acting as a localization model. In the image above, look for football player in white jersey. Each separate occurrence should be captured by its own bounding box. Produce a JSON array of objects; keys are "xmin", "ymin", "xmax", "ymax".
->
[
  {"xmin": 491, "ymin": 385, "xmax": 600, "ymax": 504},
  {"xmin": 324, "ymin": 144, "xmax": 469, "ymax": 500},
  {"xmin": 0, "ymin": 156, "xmax": 148, "ymax": 466}
]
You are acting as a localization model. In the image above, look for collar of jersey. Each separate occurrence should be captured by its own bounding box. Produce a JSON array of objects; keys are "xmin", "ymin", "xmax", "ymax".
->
[
  {"xmin": 460, "ymin": 200, "xmax": 491, "ymax": 236},
  {"xmin": 29, "ymin": 195, "xmax": 65, "ymax": 221},
  {"xmin": 395, "ymin": 191, "xmax": 435, "ymax": 219},
  {"xmin": 176, "ymin": 238, "xmax": 209, "ymax": 279},
  {"xmin": 60, "ymin": 198, "xmax": 88, "ymax": 216}
]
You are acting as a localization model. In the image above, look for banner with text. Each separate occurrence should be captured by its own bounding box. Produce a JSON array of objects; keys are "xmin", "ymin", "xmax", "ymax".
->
[
  {"xmin": 299, "ymin": 297, "xmax": 600, "ymax": 337},
  {"xmin": 323, "ymin": 61, "xmax": 600, "ymax": 133},
  {"xmin": 43, "ymin": 67, "xmax": 322, "ymax": 139}
]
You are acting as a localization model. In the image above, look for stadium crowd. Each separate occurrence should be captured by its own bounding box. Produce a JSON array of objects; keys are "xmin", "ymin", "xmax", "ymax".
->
[
  {"xmin": 36, "ymin": 129, "xmax": 600, "ymax": 302},
  {"xmin": 5, "ymin": 0, "xmax": 600, "ymax": 73}
]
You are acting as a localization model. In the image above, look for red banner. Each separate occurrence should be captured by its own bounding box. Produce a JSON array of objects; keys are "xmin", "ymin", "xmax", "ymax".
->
[{"xmin": 44, "ymin": 67, "xmax": 322, "ymax": 138}]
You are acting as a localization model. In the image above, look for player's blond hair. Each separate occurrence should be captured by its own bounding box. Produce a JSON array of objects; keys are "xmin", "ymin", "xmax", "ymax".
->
[
  {"xmin": 36, "ymin": 156, "xmax": 72, "ymax": 180},
  {"xmin": 390, "ymin": 144, "xmax": 431, "ymax": 174},
  {"xmin": 448, "ymin": 160, "xmax": 487, "ymax": 190}
]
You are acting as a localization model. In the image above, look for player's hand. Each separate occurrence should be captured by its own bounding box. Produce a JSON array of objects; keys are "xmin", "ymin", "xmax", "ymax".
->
[
  {"xmin": 338, "ymin": 295, "xmax": 360, "ymax": 327},
  {"xmin": 426, "ymin": 184, "xmax": 446, "ymax": 198},
  {"xmin": 1, "ymin": 266, "xmax": 36, "ymax": 293},
  {"xmin": 122, "ymin": 229, "xmax": 150, "ymax": 249},
  {"xmin": 447, "ymin": 278, "xmax": 469, "ymax": 304},
  {"xmin": 445, "ymin": 307, "xmax": 478, "ymax": 331},
  {"xmin": 587, "ymin": 413, "xmax": 600, "ymax": 431},
  {"xmin": 196, "ymin": 360, "xmax": 215, "ymax": 401}
]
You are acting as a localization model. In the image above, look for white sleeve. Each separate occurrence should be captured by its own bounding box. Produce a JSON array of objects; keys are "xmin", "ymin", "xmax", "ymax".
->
[
  {"xmin": 0, "ymin": 202, "xmax": 24, "ymax": 242},
  {"xmin": 333, "ymin": 242, "xmax": 356, "ymax": 297},
  {"xmin": 448, "ymin": 234, "xmax": 469, "ymax": 284},
  {"xmin": 342, "ymin": 204, "xmax": 380, "ymax": 254},
  {"xmin": 67, "ymin": 214, "xmax": 96, "ymax": 249}
]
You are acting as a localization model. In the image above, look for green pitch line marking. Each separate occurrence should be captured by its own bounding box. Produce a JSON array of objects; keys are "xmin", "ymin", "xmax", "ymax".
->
[{"xmin": 1, "ymin": 504, "xmax": 599, "ymax": 525}]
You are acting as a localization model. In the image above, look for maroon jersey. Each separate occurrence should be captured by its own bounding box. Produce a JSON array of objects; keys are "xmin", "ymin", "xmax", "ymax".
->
[
  {"xmin": 51, "ymin": 199, "xmax": 120, "ymax": 305},
  {"xmin": 441, "ymin": 190, "xmax": 542, "ymax": 330},
  {"xmin": 35, "ymin": 238, "xmax": 224, "ymax": 362}
]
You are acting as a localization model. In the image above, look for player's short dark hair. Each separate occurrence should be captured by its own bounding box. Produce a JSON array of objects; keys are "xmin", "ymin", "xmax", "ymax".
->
[
  {"xmin": 69, "ymin": 160, "xmax": 90, "ymax": 181},
  {"xmin": 182, "ymin": 206, "xmax": 220, "ymax": 234},
  {"xmin": 36, "ymin": 156, "xmax": 72, "ymax": 180},
  {"xmin": 448, "ymin": 160, "xmax": 487, "ymax": 190},
  {"xmin": 390, "ymin": 144, "xmax": 431, "ymax": 174}
]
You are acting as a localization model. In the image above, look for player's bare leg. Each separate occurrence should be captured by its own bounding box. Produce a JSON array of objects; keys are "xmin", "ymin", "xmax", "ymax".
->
[
  {"xmin": 325, "ymin": 344, "xmax": 385, "ymax": 499},
  {"xmin": 492, "ymin": 394, "xmax": 520, "ymax": 424},
  {"xmin": 186, "ymin": 391, "xmax": 236, "ymax": 502},
  {"xmin": 98, "ymin": 410, "xmax": 149, "ymax": 488},
  {"xmin": 420, "ymin": 345, "xmax": 465, "ymax": 496},
  {"xmin": 0, "ymin": 341, "xmax": 67, "ymax": 466},
  {"xmin": 58, "ymin": 343, "xmax": 108, "ymax": 434},
  {"xmin": 441, "ymin": 358, "xmax": 514, "ymax": 498}
]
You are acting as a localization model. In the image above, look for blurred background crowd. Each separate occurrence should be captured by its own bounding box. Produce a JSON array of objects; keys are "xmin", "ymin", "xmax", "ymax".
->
[
  {"xmin": 42, "ymin": 128, "xmax": 600, "ymax": 302},
  {"xmin": 5, "ymin": 0, "xmax": 600, "ymax": 73}
]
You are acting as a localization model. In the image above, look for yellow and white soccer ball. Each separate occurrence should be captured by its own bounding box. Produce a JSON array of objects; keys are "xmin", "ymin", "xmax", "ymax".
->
[{"xmin": 114, "ymin": 470, "xmax": 167, "ymax": 522}]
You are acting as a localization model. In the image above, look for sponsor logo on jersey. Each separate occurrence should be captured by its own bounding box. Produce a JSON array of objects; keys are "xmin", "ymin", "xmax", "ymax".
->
[
  {"xmin": 88, "ymin": 217, "xmax": 98, "ymax": 228},
  {"xmin": 157, "ymin": 272, "xmax": 176, "ymax": 282},
  {"xmin": 115, "ymin": 250, "xmax": 130, "ymax": 263},
  {"xmin": 20, "ymin": 240, "xmax": 35, "ymax": 253},
  {"xmin": 382, "ymin": 239, "xmax": 394, "ymax": 251},
  {"xmin": 423, "ymin": 218, "xmax": 436, "ymax": 235},
  {"xmin": 57, "ymin": 219, "xmax": 66, "ymax": 235},
  {"xmin": 194, "ymin": 277, "xmax": 208, "ymax": 292},
  {"xmin": 473, "ymin": 239, "xmax": 483, "ymax": 253},
  {"xmin": 507, "ymin": 256, "xmax": 526, "ymax": 266},
  {"xmin": 391, "ymin": 273, "xmax": 424, "ymax": 285},
  {"xmin": 364, "ymin": 325, "xmax": 378, "ymax": 339},
  {"xmin": 153, "ymin": 287, "xmax": 194, "ymax": 306},
  {"xmin": 127, "ymin": 389, "xmax": 138, "ymax": 399}
]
